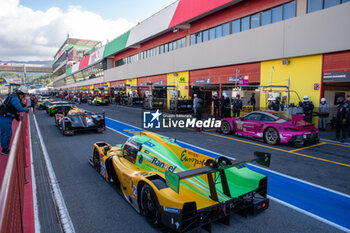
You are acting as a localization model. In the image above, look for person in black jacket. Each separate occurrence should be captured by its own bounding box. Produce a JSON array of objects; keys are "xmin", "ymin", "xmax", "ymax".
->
[
  {"xmin": 232, "ymin": 94, "xmax": 242, "ymax": 117},
  {"xmin": 299, "ymin": 95, "xmax": 314, "ymax": 123},
  {"xmin": 211, "ymin": 92, "xmax": 220, "ymax": 118},
  {"xmin": 335, "ymin": 96, "xmax": 347, "ymax": 142}
]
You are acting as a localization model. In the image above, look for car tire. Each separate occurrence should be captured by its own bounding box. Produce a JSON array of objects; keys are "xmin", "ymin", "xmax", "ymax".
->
[
  {"xmin": 140, "ymin": 184, "xmax": 161, "ymax": 227},
  {"xmin": 93, "ymin": 148, "xmax": 101, "ymax": 174},
  {"xmin": 221, "ymin": 121, "xmax": 232, "ymax": 135},
  {"xmin": 264, "ymin": 127, "xmax": 279, "ymax": 145}
]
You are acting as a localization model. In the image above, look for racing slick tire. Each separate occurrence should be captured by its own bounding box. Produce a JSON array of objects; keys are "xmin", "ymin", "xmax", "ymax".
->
[
  {"xmin": 140, "ymin": 184, "xmax": 161, "ymax": 227},
  {"xmin": 93, "ymin": 148, "xmax": 101, "ymax": 174},
  {"xmin": 264, "ymin": 127, "xmax": 279, "ymax": 145},
  {"xmin": 221, "ymin": 121, "xmax": 232, "ymax": 135}
]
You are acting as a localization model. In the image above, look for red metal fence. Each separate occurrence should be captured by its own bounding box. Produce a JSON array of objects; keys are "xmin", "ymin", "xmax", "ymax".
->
[{"xmin": 0, "ymin": 114, "xmax": 28, "ymax": 233}]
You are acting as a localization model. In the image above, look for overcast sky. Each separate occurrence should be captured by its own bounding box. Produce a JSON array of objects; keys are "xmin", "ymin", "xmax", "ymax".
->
[{"xmin": 0, "ymin": 0, "xmax": 176, "ymax": 62}]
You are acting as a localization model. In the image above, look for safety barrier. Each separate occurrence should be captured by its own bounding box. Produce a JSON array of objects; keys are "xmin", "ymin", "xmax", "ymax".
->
[{"xmin": 0, "ymin": 113, "xmax": 28, "ymax": 233}]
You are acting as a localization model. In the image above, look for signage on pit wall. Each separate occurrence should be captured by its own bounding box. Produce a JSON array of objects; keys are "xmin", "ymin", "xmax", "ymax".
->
[
  {"xmin": 314, "ymin": 83, "xmax": 320, "ymax": 90},
  {"xmin": 195, "ymin": 78, "xmax": 211, "ymax": 84},
  {"xmin": 323, "ymin": 71, "xmax": 350, "ymax": 82}
]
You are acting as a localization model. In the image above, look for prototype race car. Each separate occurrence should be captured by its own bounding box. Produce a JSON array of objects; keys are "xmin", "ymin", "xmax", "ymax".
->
[
  {"xmin": 88, "ymin": 97, "xmax": 109, "ymax": 105},
  {"xmin": 55, "ymin": 108, "xmax": 105, "ymax": 135},
  {"xmin": 46, "ymin": 101, "xmax": 75, "ymax": 116},
  {"xmin": 90, "ymin": 131, "xmax": 270, "ymax": 232},
  {"xmin": 37, "ymin": 97, "xmax": 53, "ymax": 109},
  {"xmin": 220, "ymin": 111, "xmax": 319, "ymax": 146}
]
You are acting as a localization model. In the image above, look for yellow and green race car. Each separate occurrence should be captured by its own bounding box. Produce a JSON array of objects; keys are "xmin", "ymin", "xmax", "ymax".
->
[
  {"xmin": 90, "ymin": 131, "xmax": 270, "ymax": 232},
  {"xmin": 88, "ymin": 97, "xmax": 109, "ymax": 105}
]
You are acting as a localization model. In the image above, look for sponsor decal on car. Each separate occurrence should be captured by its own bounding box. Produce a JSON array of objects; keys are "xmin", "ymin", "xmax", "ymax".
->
[
  {"xmin": 164, "ymin": 206, "xmax": 181, "ymax": 214},
  {"xmin": 151, "ymin": 157, "xmax": 176, "ymax": 173}
]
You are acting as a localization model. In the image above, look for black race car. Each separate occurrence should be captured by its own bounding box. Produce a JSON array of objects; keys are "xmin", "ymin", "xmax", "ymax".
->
[{"xmin": 55, "ymin": 108, "xmax": 105, "ymax": 135}]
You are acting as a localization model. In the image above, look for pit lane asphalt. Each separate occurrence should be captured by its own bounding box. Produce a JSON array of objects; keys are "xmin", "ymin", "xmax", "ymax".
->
[{"xmin": 34, "ymin": 103, "xmax": 346, "ymax": 233}]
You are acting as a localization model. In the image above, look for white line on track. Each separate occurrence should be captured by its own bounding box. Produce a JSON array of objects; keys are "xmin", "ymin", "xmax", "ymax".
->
[
  {"xmin": 29, "ymin": 112, "xmax": 41, "ymax": 233},
  {"xmin": 268, "ymin": 196, "xmax": 350, "ymax": 233},
  {"xmin": 33, "ymin": 114, "xmax": 75, "ymax": 233}
]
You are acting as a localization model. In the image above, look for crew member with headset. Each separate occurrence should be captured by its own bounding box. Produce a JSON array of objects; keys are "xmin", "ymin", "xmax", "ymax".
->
[
  {"xmin": 299, "ymin": 95, "xmax": 314, "ymax": 123},
  {"xmin": 0, "ymin": 86, "xmax": 29, "ymax": 155}
]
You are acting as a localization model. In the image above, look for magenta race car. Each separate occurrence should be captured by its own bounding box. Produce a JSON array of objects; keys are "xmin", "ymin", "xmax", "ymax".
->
[{"xmin": 220, "ymin": 111, "xmax": 319, "ymax": 146}]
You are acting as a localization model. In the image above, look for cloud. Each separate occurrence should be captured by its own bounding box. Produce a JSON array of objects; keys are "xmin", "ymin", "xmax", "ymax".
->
[{"xmin": 0, "ymin": 0, "xmax": 134, "ymax": 61}]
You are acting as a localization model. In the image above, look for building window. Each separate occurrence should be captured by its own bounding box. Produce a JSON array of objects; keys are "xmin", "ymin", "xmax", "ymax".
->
[
  {"xmin": 190, "ymin": 34, "xmax": 196, "ymax": 45},
  {"xmin": 164, "ymin": 43, "xmax": 169, "ymax": 52},
  {"xmin": 196, "ymin": 32, "xmax": 202, "ymax": 44},
  {"xmin": 169, "ymin": 42, "xmax": 173, "ymax": 51},
  {"xmin": 203, "ymin": 30, "xmax": 209, "ymax": 42},
  {"xmin": 172, "ymin": 41, "xmax": 178, "ymax": 50},
  {"xmin": 232, "ymin": 19, "xmax": 240, "ymax": 34},
  {"xmin": 209, "ymin": 28, "xmax": 216, "ymax": 40},
  {"xmin": 241, "ymin": 16, "xmax": 250, "ymax": 31},
  {"xmin": 261, "ymin": 10, "xmax": 271, "ymax": 26},
  {"xmin": 222, "ymin": 23, "xmax": 230, "ymax": 36},
  {"xmin": 283, "ymin": 1, "xmax": 296, "ymax": 20},
  {"xmin": 272, "ymin": 5, "xmax": 283, "ymax": 23},
  {"xmin": 250, "ymin": 13, "xmax": 260, "ymax": 28},
  {"xmin": 307, "ymin": 0, "xmax": 323, "ymax": 13},
  {"xmin": 215, "ymin": 25, "xmax": 223, "ymax": 38},
  {"xmin": 324, "ymin": 0, "xmax": 340, "ymax": 8}
]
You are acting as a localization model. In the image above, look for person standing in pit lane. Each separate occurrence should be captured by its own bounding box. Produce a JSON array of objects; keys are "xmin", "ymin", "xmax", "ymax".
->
[
  {"xmin": 335, "ymin": 96, "xmax": 346, "ymax": 142},
  {"xmin": 0, "ymin": 86, "xmax": 29, "ymax": 155},
  {"xmin": 344, "ymin": 95, "xmax": 350, "ymax": 138},
  {"xmin": 211, "ymin": 92, "xmax": 220, "ymax": 118},
  {"xmin": 318, "ymin": 98, "xmax": 329, "ymax": 131},
  {"xmin": 232, "ymin": 94, "xmax": 243, "ymax": 117},
  {"xmin": 300, "ymin": 95, "xmax": 314, "ymax": 123}
]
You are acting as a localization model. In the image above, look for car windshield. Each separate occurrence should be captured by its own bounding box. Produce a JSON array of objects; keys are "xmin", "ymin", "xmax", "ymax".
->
[{"xmin": 272, "ymin": 112, "xmax": 292, "ymax": 121}]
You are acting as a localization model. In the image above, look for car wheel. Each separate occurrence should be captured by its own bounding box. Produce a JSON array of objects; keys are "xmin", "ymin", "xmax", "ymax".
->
[
  {"xmin": 221, "ymin": 121, "xmax": 232, "ymax": 135},
  {"xmin": 264, "ymin": 127, "xmax": 279, "ymax": 145},
  {"xmin": 93, "ymin": 148, "xmax": 101, "ymax": 174},
  {"xmin": 141, "ymin": 184, "xmax": 161, "ymax": 227}
]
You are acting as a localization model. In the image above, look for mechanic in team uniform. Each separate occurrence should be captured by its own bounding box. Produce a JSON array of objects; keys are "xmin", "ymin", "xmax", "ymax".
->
[
  {"xmin": 192, "ymin": 94, "xmax": 199, "ymax": 116},
  {"xmin": 335, "ymin": 96, "xmax": 347, "ymax": 142},
  {"xmin": 232, "ymin": 94, "xmax": 242, "ymax": 117},
  {"xmin": 211, "ymin": 92, "xmax": 220, "ymax": 118},
  {"xmin": 221, "ymin": 93, "xmax": 231, "ymax": 118},
  {"xmin": 268, "ymin": 97, "xmax": 281, "ymax": 111},
  {"xmin": 0, "ymin": 86, "xmax": 29, "ymax": 155},
  {"xmin": 299, "ymin": 95, "xmax": 314, "ymax": 123},
  {"xmin": 318, "ymin": 98, "xmax": 329, "ymax": 131},
  {"xmin": 345, "ymin": 95, "xmax": 350, "ymax": 138}
]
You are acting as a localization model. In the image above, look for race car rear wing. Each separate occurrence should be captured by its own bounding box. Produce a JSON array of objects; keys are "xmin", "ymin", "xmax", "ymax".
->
[{"xmin": 165, "ymin": 151, "xmax": 271, "ymax": 201}]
